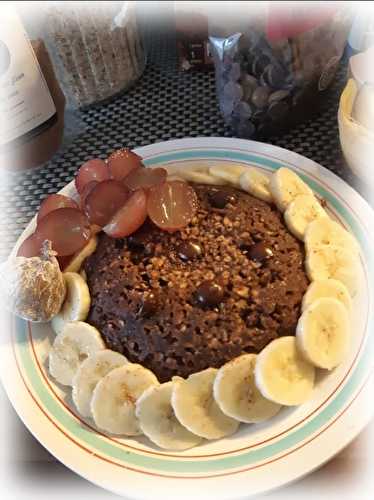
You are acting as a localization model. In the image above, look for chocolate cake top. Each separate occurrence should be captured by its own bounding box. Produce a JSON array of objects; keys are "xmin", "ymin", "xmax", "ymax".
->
[{"xmin": 84, "ymin": 184, "xmax": 309, "ymax": 382}]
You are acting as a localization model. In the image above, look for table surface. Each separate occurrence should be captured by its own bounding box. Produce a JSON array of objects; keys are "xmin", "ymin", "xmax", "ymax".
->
[{"xmin": 1, "ymin": 25, "xmax": 373, "ymax": 500}]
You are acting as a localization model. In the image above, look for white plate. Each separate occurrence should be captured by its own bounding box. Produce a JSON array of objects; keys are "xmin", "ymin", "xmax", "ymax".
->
[{"xmin": 2, "ymin": 138, "xmax": 374, "ymax": 500}]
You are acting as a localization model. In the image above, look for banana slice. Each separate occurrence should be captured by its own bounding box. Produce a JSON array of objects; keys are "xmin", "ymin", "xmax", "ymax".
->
[
  {"xmin": 91, "ymin": 363, "xmax": 159, "ymax": 436},
  {"xmin": 79, "ymin": 269, "xmax": 87, "ymax": 281},
  {"xmin": 72, "ymin": 350, "xmax": 128, "ymax": 417},
  {"xmin": 167, "ymin": 174, "xmax": 187, "ymax": 182},
  {"xmin": 255, "ymin": 337, "xmax": 315, "ymax": 406},
  {"xmin": 171, "ymin": 368, "xmax": 239, "ymax": 440},
  {"xmin": 179, "ymin": 169, "xmax": 227, "ymax": 185},
  {"xmin": 49, "ymin": 321, "xmax": 105, "ymax": 386},
  {"xmin": 302, "ymin": 279, "xmax": 352, "ymax": 313},
  {"xmin": 305, "ymin": 245, "xmax": 360, "ymax": 296},
  {"xmin": 269, "ymin": 167, "xmax": 313, "ymax": 212},
  {"xmin": 51, "ymin": 272, "xmax": 91, "ymax": 335},
  {"xmin": 296, "ymin": 298, "xmax": 350, "ymax": 370},
  {"xmin": 64, "ymin": 236, "xmax": 98, "ymax": 273},
  {"xmin": 213, "ymin": 354, "xmax": 281, "ymax": 423},
  {"xmin": 209, "ymin": 164, "xmax": 246, "ymax": 187},
  {"xmin": 305, "ymin": 218, "xmax": 359, "ymax": 255},
  {"xmin": 239, "ymin": 168, "xmax": 273, "ymax": 203},
  {"xmin": 284, "ymin": 194, "xmax": 328, "ymax": 240},
  {"xmin": 136, "ymin": 382, "xmax": 203, "ymax": 450}
]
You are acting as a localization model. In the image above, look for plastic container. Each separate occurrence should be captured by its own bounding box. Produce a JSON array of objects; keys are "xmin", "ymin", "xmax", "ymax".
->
[
  {"xmin": 209, "ymin": 3, "xmax": 352, "ymax": 138},
  {"xmin": 43, "ymin": 2, "xmax": 146, "ymax": 109},
  {"xmin": 338, "ymin": 47, "xmax": 374, "ymax": 191}
]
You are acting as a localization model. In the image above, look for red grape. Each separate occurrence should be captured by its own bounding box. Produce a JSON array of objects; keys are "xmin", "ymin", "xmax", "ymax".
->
[
  {"xmin": 124, "ymin": 167, "xmax": 167, "ymax": 191},
  {"xmin": 103, "ymin": 189, "xmax": 147, "ymax": 238},
  {"xmin": 79, "ymin": 180, "xmax": 98, "ymax": 209},
  {"xmin": 147, "ymin": 181, "xmax": 198, "ymax": 231},
  {"xmin": 75, "ymin": 159, "xmax": 109, "ymax": 193},
  {"xmin": 107, "ymin": 148, "xmax": 143, "ymax": 181},
  {"xmin": 37, "ymin": 194, "xmax": 79, "ymax": 224},
  {"xmin": 17, "ymin": 233, "xmax": 41, "ymax": 258},
  {"xmin": 83, "ymin": 180, "xmax": 130, "ymax": 227},
  {"xmin": 34, "ymin": 208, "xmax": 91, "ymax": 256}
]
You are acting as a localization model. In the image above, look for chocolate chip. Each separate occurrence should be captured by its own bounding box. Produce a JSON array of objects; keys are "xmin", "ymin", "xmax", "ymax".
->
[
  {"xmin": 138, "ymin": 293, "xmax": 157, "ymax": 318},
  {"xmin": 127, "ymin": 234, "xmax": 145, "ymax": 252},
  {"xmin": 114, "ymin": 239, "xmax": 125, "ymax": 249},
  {"xmin": 131, "ymin": 254, "xmax": 143, "ymax": 265},
  {"xmin": 158, "ymin": 277, "xmax": 168, "ymax": 287},
  {"xmin": 246, "ymin": 242, "xmax": 274, "ymax": 262},
  {"xmin": 251, "ymin": 109, "xmax": 266, "ymax": 125},
  {"xmin": 251, "ymin": 86, "xmax": 270, "ymax": 109},
  {"xmin": 239, "ymin": 242, "xmax": 252, "ymax": 254},
  {"xmin": 209, "ymin": 191, "xmax": 236, "ymax": 209},
  {"xmin": 268, "ymin": 100, "xmax": 289, "ymax": 122},
  {"xmin": 268, "ymin": 89, "xmax": 290, "ymax": 105},
  {"xmin": 261, "ymin": 64, "xmax": 287, "ymax": 88},
  {"xmin": 252, "ymin": 55, "xmax": 270, "ymax": 77},
  {"xmin": 195, "ymin": 280, "xmax": 224, "ymax": 308},
  {"xmin": 177, "ymin": 241, "xmax": 202, "ymax": 262}
]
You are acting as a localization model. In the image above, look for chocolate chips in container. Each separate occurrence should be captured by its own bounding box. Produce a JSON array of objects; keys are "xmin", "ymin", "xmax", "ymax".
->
[{"xmin": 209, "ymin": 7, "xmax": 351, "ymax": 139}]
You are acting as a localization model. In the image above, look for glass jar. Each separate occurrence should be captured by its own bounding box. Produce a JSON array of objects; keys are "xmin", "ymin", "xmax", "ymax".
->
[{"xmin": 43, "ymin": 1, "xmax": 146, "ymax": 109}]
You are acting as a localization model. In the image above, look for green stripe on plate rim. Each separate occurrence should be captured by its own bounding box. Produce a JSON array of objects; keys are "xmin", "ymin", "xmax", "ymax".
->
[{"xmin": 15, "ymin": 150, "xmax": 374, "ymax": 474}]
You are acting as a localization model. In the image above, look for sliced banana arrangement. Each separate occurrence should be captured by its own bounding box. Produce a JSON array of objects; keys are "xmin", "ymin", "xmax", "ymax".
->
[{"xmin": 44, "ymin": 163, "xmax": 360, "ymax": 451}]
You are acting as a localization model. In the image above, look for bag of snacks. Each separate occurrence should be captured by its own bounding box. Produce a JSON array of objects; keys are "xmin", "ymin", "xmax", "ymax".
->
[{"xmin": 209, "ymin": 3, "xmax": 352, "ymax": 138}]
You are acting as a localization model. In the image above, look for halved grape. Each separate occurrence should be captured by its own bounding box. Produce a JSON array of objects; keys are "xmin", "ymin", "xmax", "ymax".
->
[
  {"xmin": 34, "ymin": 208, "xmax": 91, "ymax": 256},
  {"xmin": 103, "ymin": 189, "xmax": 147, "ymax": 238},
  {"xmin": 107, "ymin": 148, "xmax": 143, "ymax": 181},
  {"xmin": 124, "ymin": 167, "xmax": 167, "ymax": 191},
  {"xmin": 84, "ymin": 180, "xmax": 130, "ymax": 226},
  {"xmin": 147, "ymin": 181, "xmax": 198, "ymax": 231},
  {"xmin": 37, "ymin": 194, "xmax": 79, "ymax": 224},
  {"xmin": 79, "ymin": 180, "xmax": 98, "ymax": 209},
  {"xmin": 17, "ymin": 233, "xmax": 41, "ymax": 258},
  {"xmin": 75, "ymin": 158, "xmax": 109, "ymax": 193}
]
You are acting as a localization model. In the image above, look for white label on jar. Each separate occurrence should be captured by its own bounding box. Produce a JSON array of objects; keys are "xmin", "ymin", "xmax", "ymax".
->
[{"xmin": 0, "ymin": 10, "xmax": 56, "ymax": 146}]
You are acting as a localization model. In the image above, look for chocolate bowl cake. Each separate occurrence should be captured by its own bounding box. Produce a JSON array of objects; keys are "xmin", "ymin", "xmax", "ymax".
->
[{"xmin": 84, "ymin": 184, "xmax": 309, "ymax": 382}]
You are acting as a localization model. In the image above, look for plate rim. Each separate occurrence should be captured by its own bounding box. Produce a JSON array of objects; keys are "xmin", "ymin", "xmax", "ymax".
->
[{"xmin": 3, "ymin": 137, "xmax": 374, "ymax": 499}]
